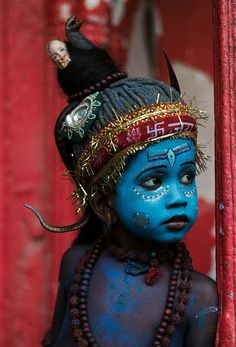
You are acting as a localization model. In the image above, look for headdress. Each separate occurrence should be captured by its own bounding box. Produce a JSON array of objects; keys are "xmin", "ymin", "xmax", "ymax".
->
[{"xmin": 25, "ymin": 16, "xmax": 208, "ymax": 232}]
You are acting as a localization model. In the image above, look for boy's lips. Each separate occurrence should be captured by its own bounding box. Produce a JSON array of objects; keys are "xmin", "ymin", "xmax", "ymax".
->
[{"xmin": 162, "ymin": 215, "xmax": 189, "ymax": 230}]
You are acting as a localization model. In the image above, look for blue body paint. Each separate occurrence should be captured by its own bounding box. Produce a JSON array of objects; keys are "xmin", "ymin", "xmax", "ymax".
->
[
  {"xmin": 88, "ymin": 139, "xmax": 198, "ymax": 346},
  {"xmin": 114, "ymin": 139, "xmax": 198, "ymax": 243}
]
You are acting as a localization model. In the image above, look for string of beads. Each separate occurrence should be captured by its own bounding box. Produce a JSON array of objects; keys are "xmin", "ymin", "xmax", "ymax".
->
[
  {"xmin": 69, "ymin": 235, "xmax": 193, "ymax": 347},
  {"xmin": 69, "ymin": 72, "xmax": 127, "ymax": 103}
]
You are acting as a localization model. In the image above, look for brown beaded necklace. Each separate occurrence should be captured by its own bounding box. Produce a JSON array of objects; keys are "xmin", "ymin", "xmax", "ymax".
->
[{"xmin": 69, "ymin": 235, "xmax": 192, "ymax": 347}]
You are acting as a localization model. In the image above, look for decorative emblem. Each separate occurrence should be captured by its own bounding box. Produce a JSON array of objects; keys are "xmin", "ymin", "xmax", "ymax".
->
[
  {"xmin": 167, "ymin": 148, "xmax": 176, "ymax": 167},
  {"xmin": 61, "ymin": 92, "xmax": 103, "ymax": 141},
  {"xmin": 126, "ymin": 127, "xmax": 142, "ymax": 143},
  {"xmin": 125, "ymin": 260, "xmax": 149, "ymax": 276}
]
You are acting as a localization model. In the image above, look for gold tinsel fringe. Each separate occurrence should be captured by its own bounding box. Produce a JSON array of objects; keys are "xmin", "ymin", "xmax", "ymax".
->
[{"xmin": 72, "ymin": 102, "xmax": 209, "ymax": 209}]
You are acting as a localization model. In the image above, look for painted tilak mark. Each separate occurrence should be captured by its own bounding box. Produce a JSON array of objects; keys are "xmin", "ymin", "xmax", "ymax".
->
[
  {"xmin": 167, "ymin": 148, "xmax": 175, "ymax": 167},
  {"xmin": 147, "ymin": 143, "xmax": 191, "ymax": 166}
]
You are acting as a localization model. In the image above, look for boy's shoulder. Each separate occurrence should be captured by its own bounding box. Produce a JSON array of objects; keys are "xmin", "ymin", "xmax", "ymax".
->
[
  {"xmin": 186, "ymin": 270, "xmax": 218, "ymax": 318},
  {"xmin": 191, "ymin": 270, "xmax": 217, "ymax": 296},
  {"xmin": 59, "ymin": 243, "xmax": 91, "ymax": 284}
]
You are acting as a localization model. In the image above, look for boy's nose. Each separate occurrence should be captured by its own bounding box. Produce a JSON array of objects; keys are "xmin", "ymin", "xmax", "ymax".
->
[{"xmin": 165, "ymin": 185, "xmax": 187, "ymax": 209}]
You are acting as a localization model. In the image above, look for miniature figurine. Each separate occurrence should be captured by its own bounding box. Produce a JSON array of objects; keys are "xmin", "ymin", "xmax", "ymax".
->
[{"xmin": 48, "ymin": 40, "xmax": 71, "ymax": 70}]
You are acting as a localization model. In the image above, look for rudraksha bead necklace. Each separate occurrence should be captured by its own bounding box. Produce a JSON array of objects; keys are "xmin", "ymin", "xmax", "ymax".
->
[
  {"xmin": 69, "ymin": 72, "xmax": 128, "ymax": 103},
  {"xmin": 69, "ymin": 235, "xmax": 192, "ymax": 347}
]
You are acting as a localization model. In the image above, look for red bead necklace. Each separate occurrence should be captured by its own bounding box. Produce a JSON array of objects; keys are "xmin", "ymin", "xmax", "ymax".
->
[{"xmin": 69, "ymin": 235, "xmax": 192, "ymax": 347}]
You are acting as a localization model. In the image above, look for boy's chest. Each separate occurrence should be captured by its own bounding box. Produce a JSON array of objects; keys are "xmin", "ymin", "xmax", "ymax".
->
[{"xmin": 80, "ymin": 254, "xmax": 187, "ymax": 347}]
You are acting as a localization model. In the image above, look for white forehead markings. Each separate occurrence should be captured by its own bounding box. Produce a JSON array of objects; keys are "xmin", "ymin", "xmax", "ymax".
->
[{"xmin": 147, "ymin": 143, "xmax": 191, "ymax": 167}]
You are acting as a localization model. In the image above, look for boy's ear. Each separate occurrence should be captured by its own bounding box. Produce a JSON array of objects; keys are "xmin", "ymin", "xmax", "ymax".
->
[{"xmin": 90, "ymin": 193, "xmax": 117, "ymax": 224}]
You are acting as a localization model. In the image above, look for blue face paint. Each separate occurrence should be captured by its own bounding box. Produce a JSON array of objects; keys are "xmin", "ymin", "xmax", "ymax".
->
[{"xmin": 114, "ymin": 139, "xmax": 198, "ymax": 243}]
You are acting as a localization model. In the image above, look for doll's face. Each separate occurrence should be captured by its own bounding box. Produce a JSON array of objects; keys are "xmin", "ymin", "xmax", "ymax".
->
[
  {"xmin": 48, "ymin": 40, "xmax": 71, "ymax": 69},
  {"xmin": 114, "ymin": 138, "xmax": 198, "ymax": 243}
]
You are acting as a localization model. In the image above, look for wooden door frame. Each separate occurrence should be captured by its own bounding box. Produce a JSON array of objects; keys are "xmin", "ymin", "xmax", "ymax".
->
[{"xmin": 213, "ymin": 0, "xmax": 236, "ymax": 345}]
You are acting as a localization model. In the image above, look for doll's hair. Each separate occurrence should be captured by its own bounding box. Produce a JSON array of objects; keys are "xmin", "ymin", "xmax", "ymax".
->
[{"xmin": 57, "ymin": 42, "xmax": 119, "ymax": 96}]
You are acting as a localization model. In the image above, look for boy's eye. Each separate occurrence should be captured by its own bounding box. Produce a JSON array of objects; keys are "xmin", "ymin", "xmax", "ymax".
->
[
  {"xmin": 180, "ymin": 172, "xmax": 195, "ymax": 185},
  {"xmin": 140, "ymin": 176, "xmax": 162, "ymax": 190}
]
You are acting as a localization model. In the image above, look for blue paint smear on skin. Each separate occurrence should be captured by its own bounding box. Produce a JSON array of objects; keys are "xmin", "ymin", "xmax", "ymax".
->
[
  {"xmin": 123, "ymin": 275, "xmax": 129, "ymax": 284},
  {"xmin": 98, "ymin": 260, "xmax": 138, "ymax": 314}
]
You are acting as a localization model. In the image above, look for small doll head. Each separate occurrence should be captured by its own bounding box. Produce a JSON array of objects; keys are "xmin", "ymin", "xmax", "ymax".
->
[{"xmin": 47, "ymin": 40, "xmax": 71, "ymax": 69}]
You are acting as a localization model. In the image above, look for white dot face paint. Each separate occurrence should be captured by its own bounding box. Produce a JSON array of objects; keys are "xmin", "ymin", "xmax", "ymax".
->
[
  {"xmin": 48, "ymin": 40, "xmax": 71, "ymax": 69},
  {"xmin": 114, "ymin": 139, "xmax": 198, "ymax": 243},
  {"xmin": 133, "ymin": 185, "xmax": 170, "ymax": 201},
  {"xmin": 182, "ymin": 185, "xmax": 197, "ymax": 198}
]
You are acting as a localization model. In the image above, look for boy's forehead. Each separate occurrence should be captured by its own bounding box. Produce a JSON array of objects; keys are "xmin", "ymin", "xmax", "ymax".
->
[
  {"xmin": 148, "ymin": 142, "xmax": 191, "ymax": 159},
  {"xmin": 148, "ymin": 138, "xmax": 194, "ymax": 153},
  {"xmin": 145, "ymin": 139, "xmax": 195, "ymax": 167}
]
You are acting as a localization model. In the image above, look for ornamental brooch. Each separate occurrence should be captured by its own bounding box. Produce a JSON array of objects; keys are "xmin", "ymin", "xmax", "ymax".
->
[{"xmin": 61, "ymin": 92, "xmax": 103, "ymax": 141}]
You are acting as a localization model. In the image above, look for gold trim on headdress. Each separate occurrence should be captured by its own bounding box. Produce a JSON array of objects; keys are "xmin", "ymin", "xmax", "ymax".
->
[{"xmin": 73, "ymin": 102, "xmax": 207, "ymax": 209}]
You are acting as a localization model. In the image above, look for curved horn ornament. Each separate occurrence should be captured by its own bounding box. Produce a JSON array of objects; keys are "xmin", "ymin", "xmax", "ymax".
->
[
  {"xmin": 24, "ymin": 203, "xmax": 89, "ymax": 233},
  {"xmin": 163, "ymin": 49, "xmax": 181, "ymax": 94}
]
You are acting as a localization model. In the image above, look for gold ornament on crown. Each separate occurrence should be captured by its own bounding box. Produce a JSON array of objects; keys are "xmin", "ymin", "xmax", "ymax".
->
[{"xmin": 71, "ymin": 102, "xmax": 208, "ymax": 210}]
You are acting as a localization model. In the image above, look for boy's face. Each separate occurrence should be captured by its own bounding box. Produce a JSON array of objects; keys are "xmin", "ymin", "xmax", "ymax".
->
[{"xmin": 114, "ymin": 138, "xmax": 198, "ymax": 243}]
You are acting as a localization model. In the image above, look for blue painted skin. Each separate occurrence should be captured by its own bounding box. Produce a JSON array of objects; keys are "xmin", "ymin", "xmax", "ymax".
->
[
  {"xmin": 114, "ymin": 138, "xmax": 198, "ymax": 243},
  {"xmin": 52, "ymin": 140, "xmax": 218, "ymax": 347}
]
